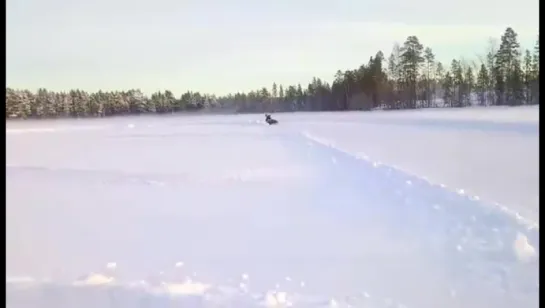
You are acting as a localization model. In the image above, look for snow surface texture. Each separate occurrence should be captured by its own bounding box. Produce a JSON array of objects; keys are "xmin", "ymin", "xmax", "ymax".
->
[{"xmin": 6, "ymin": 106, "xmax": 539, "ymax": 308}]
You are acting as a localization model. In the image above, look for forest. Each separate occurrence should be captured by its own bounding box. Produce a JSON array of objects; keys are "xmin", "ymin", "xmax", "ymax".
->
[{"xmin": 5, "ymin": 27, "xmax": 539, "ymax": 119}]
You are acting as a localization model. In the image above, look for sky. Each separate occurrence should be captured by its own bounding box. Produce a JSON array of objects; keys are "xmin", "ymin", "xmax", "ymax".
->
[{"xmin": 7, "ymin": 0, "xmax": 540, "ymax": 96}]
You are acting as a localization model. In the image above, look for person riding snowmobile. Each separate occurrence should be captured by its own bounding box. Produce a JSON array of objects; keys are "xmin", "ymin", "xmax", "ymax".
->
[{"xmin": 265, "ymin": 114, "xmax": 278, "ymax": 125}]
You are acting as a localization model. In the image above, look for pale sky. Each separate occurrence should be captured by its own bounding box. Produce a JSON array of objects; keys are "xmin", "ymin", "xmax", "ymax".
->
[{"xmin": 7, "ymin": 0, "xmax": 539, "ymax": 96}]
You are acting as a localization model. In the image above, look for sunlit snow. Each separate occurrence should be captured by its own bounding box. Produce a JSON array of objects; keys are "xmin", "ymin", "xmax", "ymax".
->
[{"xmin": 6, "ymin": 106, "xmax": 539, "ymax": 308}]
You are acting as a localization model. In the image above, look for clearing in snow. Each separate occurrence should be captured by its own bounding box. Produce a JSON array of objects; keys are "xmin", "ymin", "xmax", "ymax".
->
[{"xmin": 6, "ymin": 107, "xmax": 539, "ymax": 308}]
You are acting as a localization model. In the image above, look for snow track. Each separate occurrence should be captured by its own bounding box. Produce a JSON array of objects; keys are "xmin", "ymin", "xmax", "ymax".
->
[{"xmin": 299, "ymin": 131, "xmax": 538, "ymax": 307}]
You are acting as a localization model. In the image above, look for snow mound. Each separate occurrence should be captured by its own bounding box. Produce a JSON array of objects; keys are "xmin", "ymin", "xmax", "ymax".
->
[{"xmin": 6, "ymin": 270, "xmax": 399, "ymax": 308}]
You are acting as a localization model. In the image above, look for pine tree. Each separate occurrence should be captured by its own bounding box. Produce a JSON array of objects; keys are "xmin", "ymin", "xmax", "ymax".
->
[
  {"xmin": 443, "ymin": 72, "xmax": 454, "ymax": 107},
  {"xmin": 495, "ymin": 27, "xmax": 522, "ymax": 105},
  {"xmin": 423, "ymin": 47, "xmax": 435, "ymax": 107},
  {"xmin": 399, "ymin": 36, "xmax": 424, "ymax": 108},
  {"xmin": 476, "ymin": 64, "xmax": 489, "ymax": 106},
  {"xmin": 523, "ymin": 49, "xmax": 533, "ymax": 104},
  {"xmin": 464, "ymin": 66, "xmax": 475, "ymax": 106}
]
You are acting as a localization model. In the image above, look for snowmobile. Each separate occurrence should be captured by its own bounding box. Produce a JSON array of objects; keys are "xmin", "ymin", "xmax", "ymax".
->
[{"xmin": 265, "ymin": 114, "xmax": 278, "ymax": 125}]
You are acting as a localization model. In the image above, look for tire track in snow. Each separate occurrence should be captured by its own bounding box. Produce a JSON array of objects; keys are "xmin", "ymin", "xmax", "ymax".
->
[
  {"xmin": 298, "ymin": 130, "xmax": 538, "ymax": 308},
  {"xmin": 300, "ymin": 131, "xmax": 538, "ymax": 230}
]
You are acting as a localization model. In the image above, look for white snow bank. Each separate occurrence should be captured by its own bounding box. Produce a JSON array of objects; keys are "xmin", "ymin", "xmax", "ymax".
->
[
  {"xmin": 298, "ymin": 107, "xmax": 539, "ymax": 228},
  {"xmin": 368, "ymin": 106, "xmax": 539, "ymax": 123}
]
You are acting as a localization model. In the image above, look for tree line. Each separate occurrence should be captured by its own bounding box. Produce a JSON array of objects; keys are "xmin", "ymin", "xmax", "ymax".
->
[{"xmin": 6, "ymin": 27, "xmax": 539, "ymax": 119}]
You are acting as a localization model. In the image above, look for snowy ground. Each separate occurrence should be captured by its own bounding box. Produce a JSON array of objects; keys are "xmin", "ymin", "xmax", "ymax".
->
[{"xmin": 6, "ymin": 107, "xmax": 539, "ymax": 308}]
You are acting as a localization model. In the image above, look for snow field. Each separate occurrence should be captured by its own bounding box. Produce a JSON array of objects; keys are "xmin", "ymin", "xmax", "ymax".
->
[{"xmin": 6, "ymin": 107, "xmax": 539, "ymax": 308}]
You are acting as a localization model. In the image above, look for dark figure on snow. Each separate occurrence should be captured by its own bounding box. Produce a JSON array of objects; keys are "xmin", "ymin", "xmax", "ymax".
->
[{"xmin": 265, "ymin": 114, "xmax": 278, "ymax": 125}]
